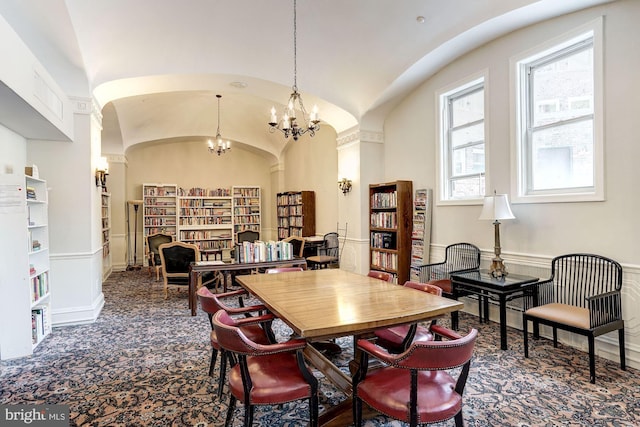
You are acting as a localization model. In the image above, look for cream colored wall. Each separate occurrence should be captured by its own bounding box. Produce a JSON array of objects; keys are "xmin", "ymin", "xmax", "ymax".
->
[
  {"xmin": 281, "ymin": 127, "xmax": 339, "ymax": 236},
  {"xmin": 384, "ymin": 0, "xmax": 640, "ymax": 266}
]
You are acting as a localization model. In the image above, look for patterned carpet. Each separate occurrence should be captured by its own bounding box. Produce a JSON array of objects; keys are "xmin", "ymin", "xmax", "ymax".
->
[{"xmin": 1, "ymin": 269, "xmax": 639, "ymax": 426}]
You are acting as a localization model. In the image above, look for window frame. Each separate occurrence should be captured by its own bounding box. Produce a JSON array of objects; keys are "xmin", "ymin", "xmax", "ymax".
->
[
  {"xmin": 436, "ymin": 70, "xmax": 489, "ymax": 206},
  {"xmin": 510, "ymin": 17, "xmax": 604, "ymax": 204}
]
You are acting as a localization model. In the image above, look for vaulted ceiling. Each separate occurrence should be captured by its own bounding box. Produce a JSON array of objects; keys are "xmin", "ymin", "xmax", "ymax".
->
[{"xmin": 0, "ymin": 0, "xmax": 614, "ymax": 159}]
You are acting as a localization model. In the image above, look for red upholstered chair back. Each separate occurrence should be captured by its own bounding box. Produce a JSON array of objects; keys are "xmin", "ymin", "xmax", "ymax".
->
[
  {"xmin": 393, "ymin": 328, "xmax": 477, "ymax": 370},
  {"xmin": 403, "ymin": 280, "xmax": 443, "ymax": 296},
  {"xmin": 213, "ymin": 310, "xmax": 263, "ymax": 355},
  {"xmin": 266, "ymin": 267, "xmax": 304, "ymax": 274},
  {"xmin": 197, "ymin": 286, "xmax": 219, "ymax": 316},
  {"xmin": 367, "ymin": 270, "xmax": 394, "ymax": 282}
]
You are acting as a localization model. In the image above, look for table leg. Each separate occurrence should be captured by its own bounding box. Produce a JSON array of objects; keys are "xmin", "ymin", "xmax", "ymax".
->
[
  {"xmin": 499, "ymin": 294, "xmax": 507, "ymax": 350},
  {"xmin": 189, "ymin": 269, "xmax": 197, "ymax": 316}
]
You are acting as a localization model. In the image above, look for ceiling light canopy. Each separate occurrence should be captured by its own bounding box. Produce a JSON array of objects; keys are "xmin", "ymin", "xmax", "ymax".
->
[
  {"xmin": 268, "ymin": 0, "xmax": 320, "ymax": 141},
  {"xmin": 208, "ymin": 94, "xmax": 231, "ymax": 156}
]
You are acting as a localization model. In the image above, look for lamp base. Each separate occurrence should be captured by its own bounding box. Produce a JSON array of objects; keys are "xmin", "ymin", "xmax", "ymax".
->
[{"xmin": 488, "ymin": 257, "xmax": 508, "ymax": 279}]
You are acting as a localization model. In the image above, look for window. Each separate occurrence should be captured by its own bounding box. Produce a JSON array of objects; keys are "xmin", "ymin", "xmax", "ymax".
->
[
  {"xmin": 438, "ymin": 75, "xmax": 486, "ymax": 202},
  {"xmin": 513, "ymin": 18, "xmax": 603, "ymax": 202}
]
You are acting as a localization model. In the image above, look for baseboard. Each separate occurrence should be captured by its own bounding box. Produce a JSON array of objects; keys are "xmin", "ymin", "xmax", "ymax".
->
[{"xmin": 51, "ymin": 292, "xmax": 105, "ymax": 327}]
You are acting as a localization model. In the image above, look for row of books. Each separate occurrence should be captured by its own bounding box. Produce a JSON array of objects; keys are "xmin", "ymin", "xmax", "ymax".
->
[
  {"xmin": 233, "ymin": 188, "xmax": 260, "ymax": 197},
  {"xmin": 370, "ymin": 212, "xmax": 398, "ymax": 229},
  {"xmin": 32, "ymin": 272, "xmax": 49, "ymax": 303},
  {"xmin": 371, "ymin": 250, "xmax": 398, "ymax": 271},
  {"xmin": 234, "ymin": 207, "xmax": 260, "ymax": 215},
  {"xmin": 144, "ymin": 218, "xmax": 177, "ymax": 226},
  {"xmin": 31, "ymin": 306, "xmax": 50, "ymax": 344},
  {"xmin": 233, "ymin": 215, "xmax": 261, "ymax": 224},
  {"xmin": 370, "ymin": 231, "xmax": 396, "ymax": 250},
  {"xmin": 26, "ymin": 186, "xmax": 37, "ymax": 200},
  {"xmin": 179, "ymin": 215, "xmax": 231, "ymax": 225},
  {"xmin": 179, "ymin": 199, "xmax": 231, "ymax": 208},
  {"xmin": 177, "ymin": 187, "xmax": 230, "ymax": 197},
  {"xmin": 371, "ymin": 191, "xmax": 397, "ymax": 209},
  {"xmin": 234, "ymin": 240, "xmax": 294, "ymax": 263},
  {"xmin": 179, "ymin": 231, "xmax": 232, "ymax": 241},
  {"xmin": 143, "ymin": 187, "xmax": 176, "ymax": 196},
  {"xmin": 276, "ymin": 194, "xmax": 305, "ymax": 205}
]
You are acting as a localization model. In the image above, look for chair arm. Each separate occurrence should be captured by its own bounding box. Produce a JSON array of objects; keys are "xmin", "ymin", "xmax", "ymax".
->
[
  {"xmin": 356, "ymin": 338, "xmax": 398, "ymax": 365},
  {"xmin": 526, "ymin": 278, "xmax": 554, "ymax": 309},
  {"xmin": 430, "ymin": 324, "xmax": 463, "ymax": 341},
  {"xmin": 417, "ymin": 261, "xmax": 447, "ymax": 282},
  {"xmin": 253, "ymin": 338, "xmax": 308, "ymax": 354},
  {"xmin": 233, "ymin": 313, "xmax": 276, "ymax": 327},
  {"xmin": 225, "ymin": 303, "xmax": 269, "ymax": 315},
  {"xmin": 587, "ymin": 290, "xmax": 623, "ymax": 328}
]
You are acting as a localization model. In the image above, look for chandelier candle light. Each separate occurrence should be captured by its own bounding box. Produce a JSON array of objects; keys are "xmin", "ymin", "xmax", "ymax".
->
[
  {"xmin": 208, "ymin": 94, "xmax": 231, "ymax": 156},
  {"xmin": 478, "ymin": 191, "xmax": 515, "ymax": 278},
  {"xmin": 268, "ymin": 0, "xmax": 320, "ymax": 141}
]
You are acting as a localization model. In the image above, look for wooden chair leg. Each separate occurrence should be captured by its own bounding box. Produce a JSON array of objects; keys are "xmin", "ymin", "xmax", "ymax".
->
[
  {"xmin": 209, "ymin": 347, "xmax": 218, "ymax": 377},
  {"xmin": 224, "ymin": 395, "xmax": 236, "ymax": 427},
  {"xmin": 588, "ymin": 334, "xmax": 596, "ymax": 384},
  {"xmin": 619, "ymin": 328, "xmax": 626, "ymax": 370},
  {"xmin": 523, "ymin": 315, "xmax": 529, "ymax": 358}
]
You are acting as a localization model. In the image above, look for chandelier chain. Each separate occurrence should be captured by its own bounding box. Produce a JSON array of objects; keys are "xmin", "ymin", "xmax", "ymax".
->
[{"xmin": 293, "ymin": 0, "xmax": 297, "ymax": 91}]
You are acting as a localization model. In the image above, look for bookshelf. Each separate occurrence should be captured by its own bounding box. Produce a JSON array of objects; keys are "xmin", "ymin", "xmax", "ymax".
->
[
  {"xmin": 1, "ymin": 173, "xmax": 53, "ymax": 359},
  {"xmin": 369, "ymin": 180, "xmax": 413, "ymax": 284},
  {"xmin": 143, "ymin": 183, "xmax": 178, "ymax": 264},
  {"xmin": 101, "ymin": 192, "xmax": 112, "ymax": 280},
  {"xmin": 276, "ymin": 191, "xmax": 315, "ymax": 239},
  {"xmin": 410, "ymin": 189, "xmax": 432, "ymax": 281},
  {"xmin": 177, "ymin": 187, "xmax": 234, "ymax": 257},
  {"xmin": 232, "ymin": 186, "xmax": 261, "ymax": 242}
]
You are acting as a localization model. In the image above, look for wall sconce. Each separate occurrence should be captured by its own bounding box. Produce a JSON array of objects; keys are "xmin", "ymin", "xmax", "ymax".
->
[
  {"xmin": 338, "ymin": 178, "xmax": 353, "ymax": 195},
  {"xmin": 95, "ymin": 156, "xmax": 109, "ymax": 191}
]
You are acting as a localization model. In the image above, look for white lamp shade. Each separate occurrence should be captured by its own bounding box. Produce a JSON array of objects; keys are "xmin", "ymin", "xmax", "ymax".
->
[{"xmin": 479, "ymin": 194, "xmax": 515, "ymax": 221}]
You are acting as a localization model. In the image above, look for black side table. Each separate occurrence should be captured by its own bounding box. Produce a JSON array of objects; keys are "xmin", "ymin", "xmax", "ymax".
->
[{"xmin": 450, "ymin": 270, "xmax": 538, "ymax": 350}]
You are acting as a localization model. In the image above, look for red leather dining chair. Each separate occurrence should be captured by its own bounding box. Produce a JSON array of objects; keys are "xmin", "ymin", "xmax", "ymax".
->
[
  {"xmin": 353, "ymin": 327, "xmax": 478, "ymax": 427},
  {"xmin": 373, "ymin": 280, "xmax": 445, "ymax": 353},
  {"xmin": 196, "ymin": 287, "xmax": 275, "ymax": 398},
  {"xmin": 213, "ymin": 310, "xmax": 319, "ymax": 427},
  {"xmin": 367, "ymin": 270, "xmax": 394, "ymax": 282},
  {"xmin": 265, "ymin": 267, "xmax": 305, "ymax": 274}
]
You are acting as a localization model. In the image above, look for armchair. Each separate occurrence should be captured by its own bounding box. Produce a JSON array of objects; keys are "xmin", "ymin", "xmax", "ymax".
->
[
  {"xmin": 146, "ymin": 233, "xmax": 173, "ymax": 281},
  {"xmin": 306, "ymin": 232, "xmax": 339, "ymax": 269},
  {"xmin": 353, "ymin": 327, "xmax": 478, "ymax": 427},
  {"xmin": 523, "ymin": 253, "xmax": 625, "ymax": 383},
  {"xmin": 158, "ymin": 242, "xmax": 214, "ymax": 300},
  {"xmin": 284, "ymin": 235, "xmax": 305, "ymax": 258},
  {"xmin": 197, "ymin": 286, "xmax": 275, "ymax": 398},
  {"xmin": 213, "ymin": 310, "xmax": 319, "ymax": 427},
  {"xmin": 418, "ymin": 242, "xmax": 481, "ymax": 329},
  {"xmin": 374, "ymin": 280, "xmax": 445, "ymax": 353}
]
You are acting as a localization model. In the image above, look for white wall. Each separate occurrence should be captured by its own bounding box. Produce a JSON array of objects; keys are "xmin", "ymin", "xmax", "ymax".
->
[{"xmin": 384, "ymin": 0, "xmax": 640, "ymax": 367}]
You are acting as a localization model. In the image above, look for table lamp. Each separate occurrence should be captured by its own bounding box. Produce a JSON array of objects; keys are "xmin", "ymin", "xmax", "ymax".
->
[{"xmin": 479, "ymin": 191, "xmax": 515, "ymax": 278}]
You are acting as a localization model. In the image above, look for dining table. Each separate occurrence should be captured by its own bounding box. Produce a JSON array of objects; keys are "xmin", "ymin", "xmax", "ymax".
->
[{"xmin": 235, "ymin": 268, "xmax": 463, "ymax": 426}]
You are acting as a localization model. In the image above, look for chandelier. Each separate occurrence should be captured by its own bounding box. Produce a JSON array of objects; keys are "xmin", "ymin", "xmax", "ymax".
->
[
  {"xmin": 208, "ymin": 94, "xmax": 231, "ymax": 156},
  {"xmin": 268, "ymin": 0, "xmax": 319, "ymax": 141}
]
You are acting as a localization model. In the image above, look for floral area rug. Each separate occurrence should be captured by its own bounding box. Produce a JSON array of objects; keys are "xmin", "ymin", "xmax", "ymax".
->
[{"xmin": 1, "ymin": 269, "xmax": 638, "ymax": 426}]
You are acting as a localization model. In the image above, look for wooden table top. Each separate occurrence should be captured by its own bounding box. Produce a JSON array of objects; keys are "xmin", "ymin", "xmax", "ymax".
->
[{"xmin": 236, "ymin": 269, "xmax": 463, "ymax": 341}]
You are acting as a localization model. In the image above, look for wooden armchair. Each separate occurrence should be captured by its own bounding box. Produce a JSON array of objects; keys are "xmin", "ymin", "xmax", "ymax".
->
[
  {"xmin": 284, "ymin": 236, "xmax": 305, "ymax": 258},
  {"xmin": 159, "ymin": 242, "xmax": 214, "ymax": 300},
  {"xmin": 523, "ymin": 253, "xmax": 625, "ymax": 383},
  {"xmin": 418, "ymin": 242, "xmax": 481, "ymax": 329},
  {"xmin": 146, "ymin": 232, "xmax": 173, "ymax": 281}
]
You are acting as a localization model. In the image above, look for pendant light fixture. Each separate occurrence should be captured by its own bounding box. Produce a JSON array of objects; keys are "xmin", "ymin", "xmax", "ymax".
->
[
  {"xmin": 208, "ymin": 94, "xmax": 231, "ymax": 156},
  {"xmin": 268, "ymin": 0, "xmax": 320, "ymax": 141}
]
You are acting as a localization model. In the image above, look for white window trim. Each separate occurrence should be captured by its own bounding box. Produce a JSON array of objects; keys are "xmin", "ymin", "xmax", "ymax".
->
[
  {"xmin": 435, "ymin": 69, "xmax": 489, "ymax": 206},
  {"xmin": 510, "ymin": 16, "xmax": 604, "ymax": 204}
]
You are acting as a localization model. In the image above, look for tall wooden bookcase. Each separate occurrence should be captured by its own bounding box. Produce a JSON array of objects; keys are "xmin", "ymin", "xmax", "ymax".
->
[
  {"xmin": 369, "ymin": 180, "xmax": 413, "ymax": 284},
  {"xmin": 276, "ymin": 191, "xmax": 315, "ymax": 238},
  {"xmin": 177, "ymin": 187, "xmax": 233, "ymax": 255},
  {"xmin": 0, "ymin": 174, "xmax": 52, "ymax": 359},
  {"xmin": 232, "ymin": 186, "xmax": 261, "ymax": 242}
]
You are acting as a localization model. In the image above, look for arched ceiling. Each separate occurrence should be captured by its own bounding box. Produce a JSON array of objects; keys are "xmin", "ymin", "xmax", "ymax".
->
[{"xmin": 0, "ymin": 0, "xmax": 615, "ymax": 159}]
